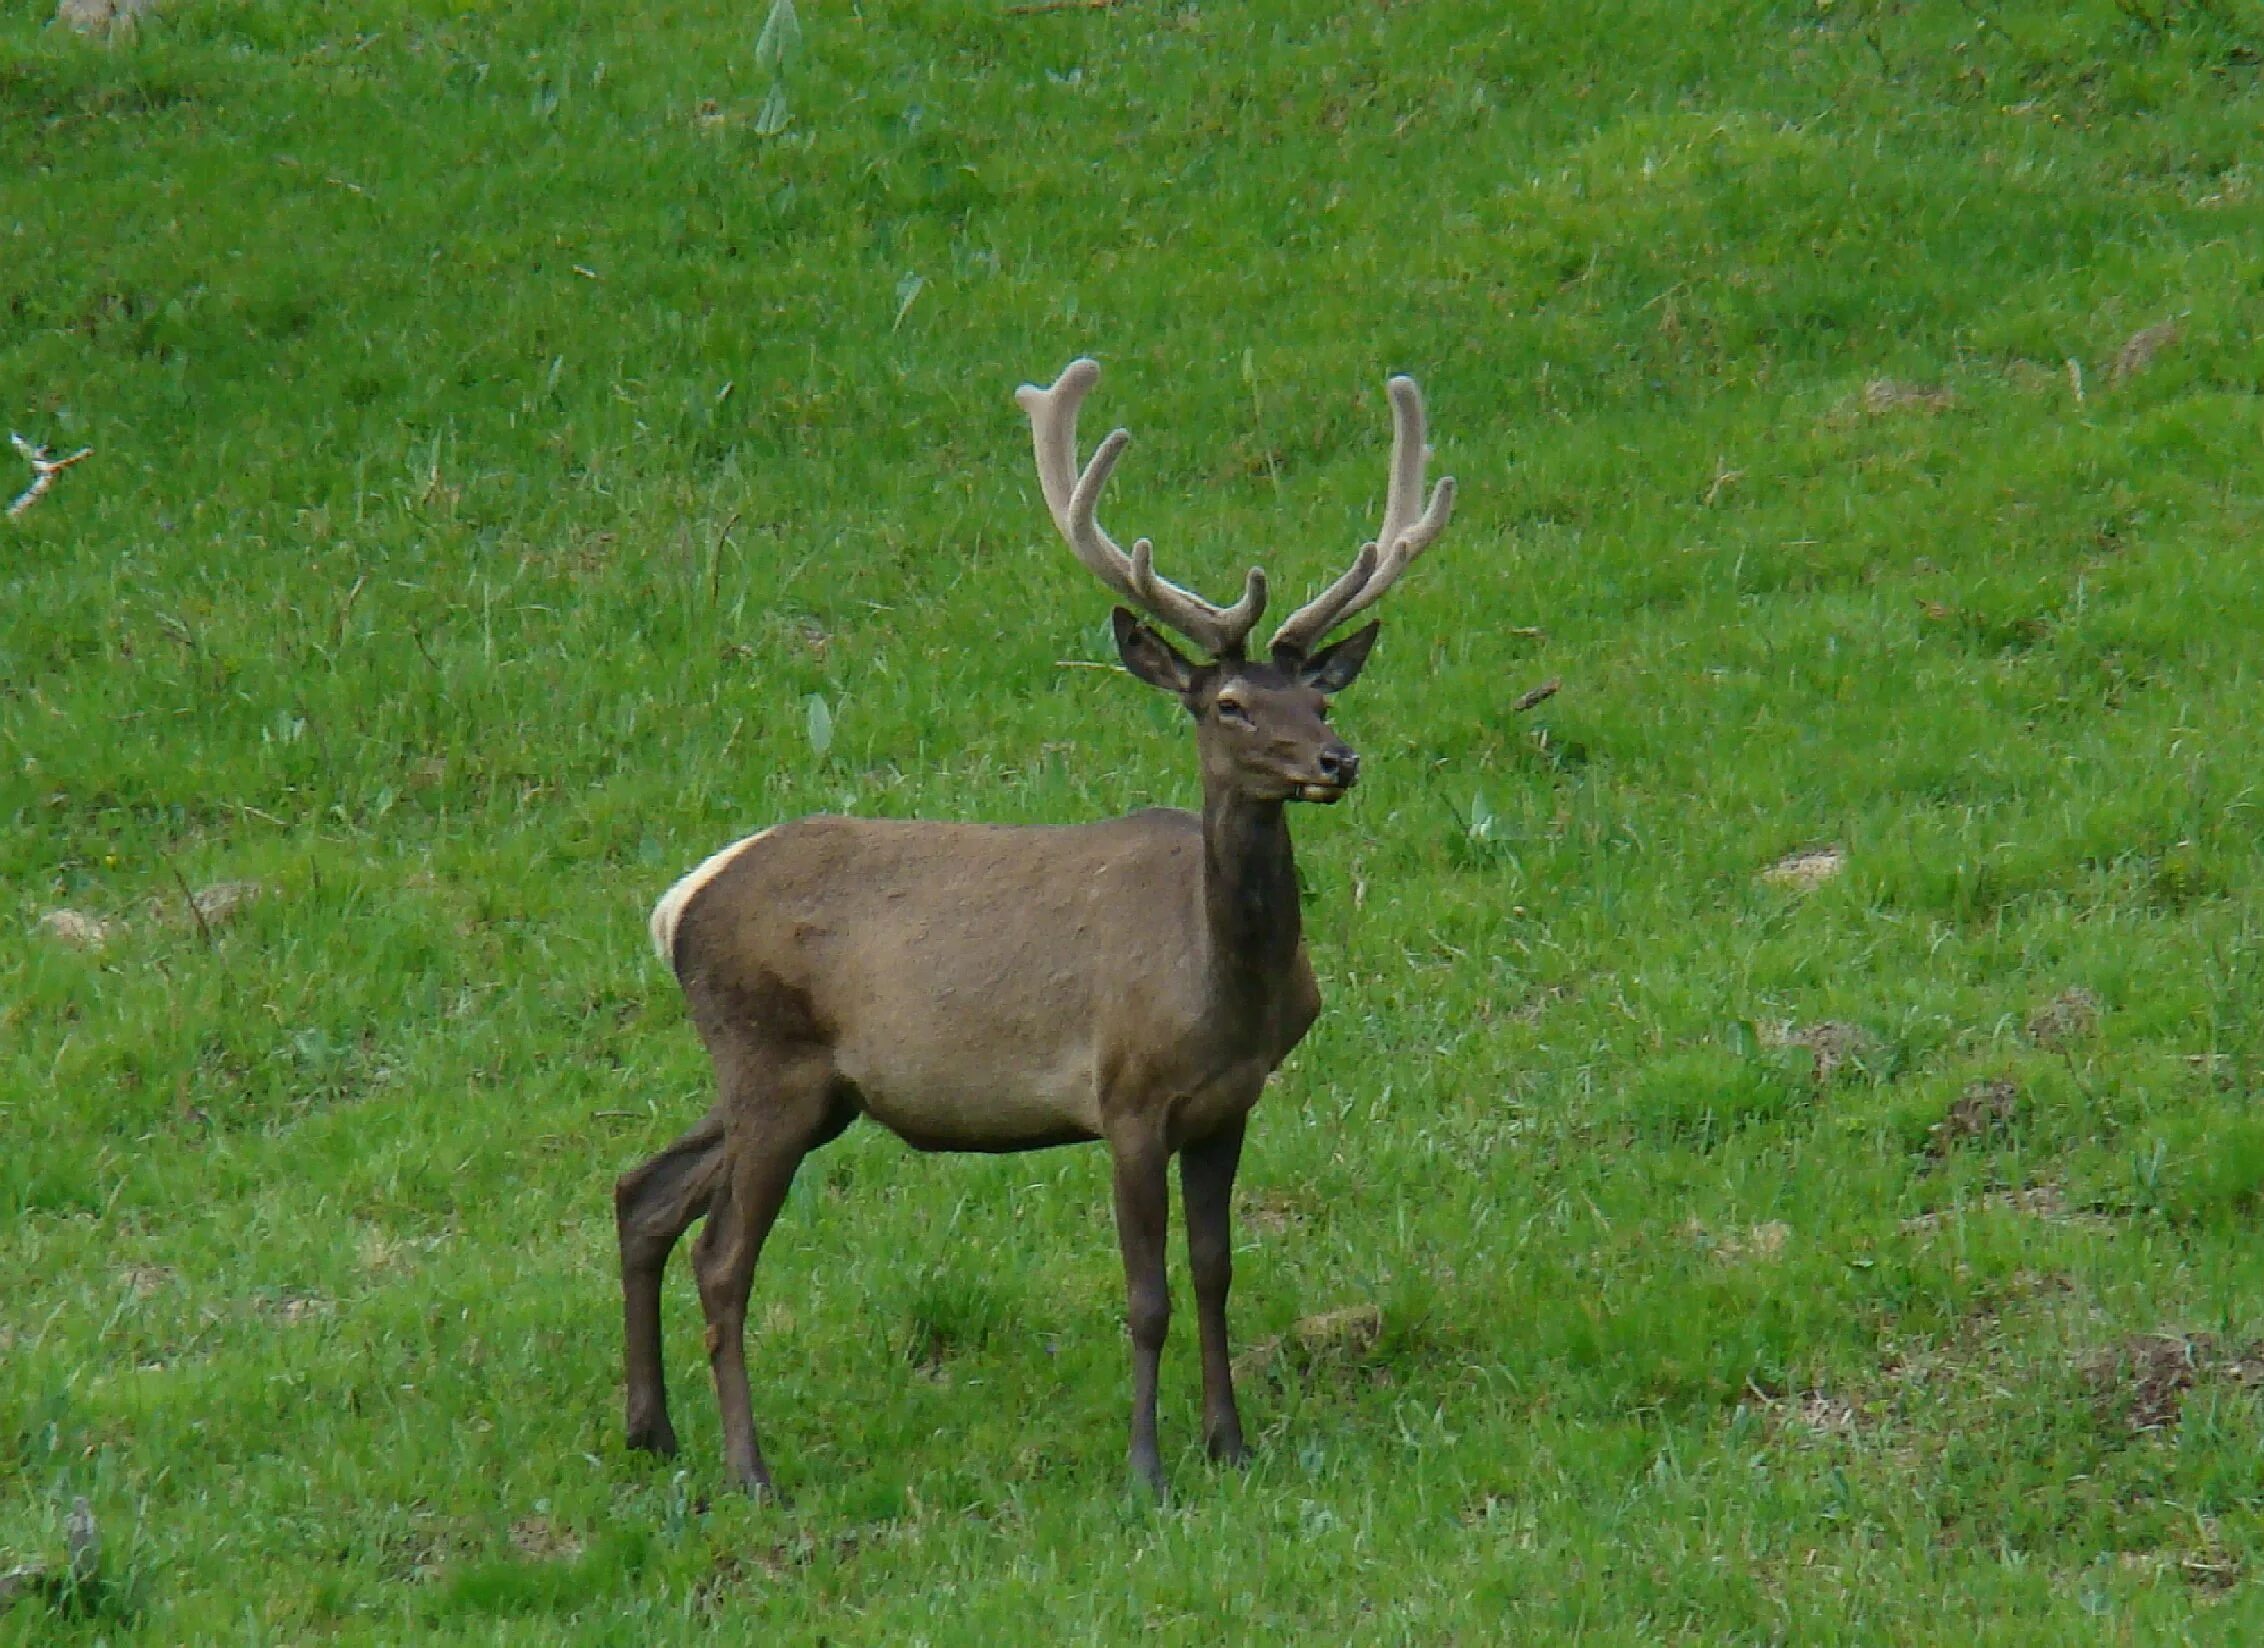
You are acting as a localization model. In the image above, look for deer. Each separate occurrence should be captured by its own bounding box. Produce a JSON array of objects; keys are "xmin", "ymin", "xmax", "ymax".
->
[{"xmin": 616, "ymin": 357, "xmax": 1454, "ymax": 1499}]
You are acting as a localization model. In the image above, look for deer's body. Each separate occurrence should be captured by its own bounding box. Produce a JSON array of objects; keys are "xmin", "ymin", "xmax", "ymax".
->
[
  {"xmin": 617, "ymin": 357, "xmax": 1452, "ymax": 1498},
  {"xmin": 656, "ymin": 807, "xmax": 1318, "ymax": 1155}
]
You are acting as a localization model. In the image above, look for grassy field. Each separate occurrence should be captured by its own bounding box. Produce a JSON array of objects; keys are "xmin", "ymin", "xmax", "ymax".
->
[{"xmin": 7, "ymin": 0, "xmax": 2264, "ymax": 1637}]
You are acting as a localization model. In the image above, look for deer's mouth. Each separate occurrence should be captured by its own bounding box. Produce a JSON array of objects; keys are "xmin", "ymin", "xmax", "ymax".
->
[{"xmin": 1297, "ymin": 779, "xmax": 1353, "ymax": 803}]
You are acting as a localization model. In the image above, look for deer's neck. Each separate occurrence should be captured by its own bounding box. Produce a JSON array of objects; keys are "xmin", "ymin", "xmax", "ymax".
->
[{"xmin": 1199, "ymin": 787, "xmax": 1303, "ymax": 993}]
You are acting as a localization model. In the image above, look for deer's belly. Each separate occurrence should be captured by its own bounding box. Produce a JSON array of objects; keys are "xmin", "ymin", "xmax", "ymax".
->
[{"xmin": 838, "ymin": 1044, "xmax": 1104, "ymax": 1153}]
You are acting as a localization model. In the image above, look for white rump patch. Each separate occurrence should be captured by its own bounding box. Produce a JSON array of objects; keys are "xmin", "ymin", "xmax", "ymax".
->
[{"xmin": 649, "ymin": 828, "xmax": 774, "ymax": 964}]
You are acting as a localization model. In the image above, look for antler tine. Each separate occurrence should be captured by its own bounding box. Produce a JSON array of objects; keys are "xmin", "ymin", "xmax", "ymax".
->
[
  {"xmin": 1015, "ymin": 358, "xmax": 1267, "ymax": 658},
  {"xmin": 1269, "ymin": 374, "xmax": 1456, "ymax": 660}
]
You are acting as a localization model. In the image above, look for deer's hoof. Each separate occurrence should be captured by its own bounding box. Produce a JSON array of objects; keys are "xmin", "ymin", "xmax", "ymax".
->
[
  {"xmin": 1207, "ymin": 1433, "xmax": 1252, "ymax": 1468},
  {"xmin": 1128, "ymin": 1452, "xmax": 1170, "ymax": 1501},
  {"xmin": 730, "ymin": 1469, "xmax": 791, "ymax": 1509},
  {"xmin": 625, "ymin": 1419, "xmax": 680, "ymax": 1458}
]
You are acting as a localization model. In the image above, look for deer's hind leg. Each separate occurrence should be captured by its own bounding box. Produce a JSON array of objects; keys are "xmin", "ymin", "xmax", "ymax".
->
[
  {"xmin": 692, "ymin": 1042, "xmax": 852, "ymax": 1500},
  {"xmin": 615, "ymin": 1110, "xmax": 730, "ymax": 1457}
]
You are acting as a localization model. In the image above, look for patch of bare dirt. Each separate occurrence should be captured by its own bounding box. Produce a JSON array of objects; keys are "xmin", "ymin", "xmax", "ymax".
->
[
  {"xmin": 1901, "ymin": 1183, "xmax": 2108, "ymax": 1234},
  {"xmin": 1761, "ymin": 1020, "xmax": 1878, "ymax": 1083},
  {"xmin": 2085, "ymin": 1333, "xmax": 2264, "ymax": 1433},
  {"xmin": 1859, "ymin": 378, "xmax": 1957, "ymax": 414},
  {"xmin": 251, "ymin": 1290, "xmax": 334, "ymax": 1325},
  {"xmin": 2179, "ymin": 1550, "xmax": 2244, "ymax": 1593},
  {"xmin": 1232, "ymin": 1303, "xmax": 1385, "ymax": 1383},
  {"xmin": 377, "ymin": 1511, "xmax": 475, "ymax": 1585},
  {"xmin": 1686, "ymin": 1219, "xmax": 1791, "ymax": 1264},
  {"xmin": 2002, "ymin": 359, "xmax": 2062, "ymax": 396},
  {"xmin": 1926, "ymin": 1077, "xmax": 2019, "ymax": 1156},
  {"xmin": 191, "ymin": 879, "xmax": 264, "ymax": 927},
  {"xmin": 2026, "ymin": 987, "xmax": 2101, "ymax": 1050},
  {"xmin": 1789, "ymin": 1389, "xmax": 1859, "ymax": 1435},
  {"xmin": 508, "ymin": 1517, "xmax": 585, "ymax": 1562},
  {"xmin": 1237, "ymin": 1186, "xmax": 1315, "ymax": 1236},
  {"xmin": 1294, "ymin": 1304, "xmax": 1382, "ymax": 1355},
  {"xmin": 697, "ymin": 1530, "xmax": 865, "ymax": 1613},
  {"xmin": 1749, "ymin": 1386, "xmax": 1863, "ymax": 1438},
  {"xmin": 149, "ymin": 878, "xmax": 266, "ymax": 932}
]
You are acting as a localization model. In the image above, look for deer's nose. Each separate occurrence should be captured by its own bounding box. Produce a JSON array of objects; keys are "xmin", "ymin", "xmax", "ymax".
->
[{"xmin": 1317, "ymin": 744, "xmax": 1359, "ymax": 787}]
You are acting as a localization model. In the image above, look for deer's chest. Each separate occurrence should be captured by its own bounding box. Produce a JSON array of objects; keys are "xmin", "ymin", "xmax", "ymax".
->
[{"xmin": 1140, "ymin": 954, "xmax": 1323, "ymax": 1147}]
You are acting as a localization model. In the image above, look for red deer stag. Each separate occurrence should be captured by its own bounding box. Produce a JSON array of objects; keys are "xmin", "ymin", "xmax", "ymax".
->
[{"xmin": 619, "ymin": 357, "xmax": 1454, "ymax": 1498}]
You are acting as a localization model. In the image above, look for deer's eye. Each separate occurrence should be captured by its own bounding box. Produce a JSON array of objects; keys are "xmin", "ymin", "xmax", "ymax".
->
[{"xmin": 1215, "ymin": 698, "xmax": 1253, "ymax": 728}]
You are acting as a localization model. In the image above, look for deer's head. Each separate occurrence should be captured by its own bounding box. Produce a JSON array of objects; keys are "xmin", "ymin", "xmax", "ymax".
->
[{"xmin": 1016, "ymin": 359, "xmax": 1454, "ymax": 807}]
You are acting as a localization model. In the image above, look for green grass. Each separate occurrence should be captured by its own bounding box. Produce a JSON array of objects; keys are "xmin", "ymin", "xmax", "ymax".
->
[{"xmin": 7, "ymin": 0, "xmax": 2264, "ymax": 1637}]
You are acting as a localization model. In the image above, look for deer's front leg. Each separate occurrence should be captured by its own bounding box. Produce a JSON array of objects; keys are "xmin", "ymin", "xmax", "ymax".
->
[
  {"xmin": 1107, "ymin": 1121, "xmax": 1173, "ymax": 1497},
  {"xmin": 1179, "ymin": 1116, "xmax": 1249, "ymax": 1465}
]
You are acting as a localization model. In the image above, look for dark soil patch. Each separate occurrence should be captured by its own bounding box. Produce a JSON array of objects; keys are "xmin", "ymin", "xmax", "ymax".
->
[{"xmin": 2084, "ymin": 1333, "xmax": 2264, "ymax": 1432}]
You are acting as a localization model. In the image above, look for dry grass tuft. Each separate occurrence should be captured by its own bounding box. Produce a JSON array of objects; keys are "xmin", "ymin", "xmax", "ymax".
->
[
  {"xmin": 1760, "ymin": 845, "xmax": 1846, "ymax": 890},
  {"xmin": 2108, "ymin": 320, "xmax": 2180, "ymax": 385},
  {"xmin": 37, "ymin": 908, "xmax": 116, "ymax": 948}
]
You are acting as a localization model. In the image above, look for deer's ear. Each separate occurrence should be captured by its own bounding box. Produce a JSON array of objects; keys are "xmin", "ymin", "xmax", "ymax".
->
[
  {"xmin": 1296, "ymin": 621, "xmax": 1380, "ymax": 694},
  {"xmin": 1113, "ymin": 608, "xmax": 1200, "ymax": 697}
]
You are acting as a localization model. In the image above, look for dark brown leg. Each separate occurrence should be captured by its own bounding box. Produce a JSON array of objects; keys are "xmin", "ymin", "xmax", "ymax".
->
[
  {"xmin": 690, "ymin": 1058, "xmax": 837, "ymax": 1500},
  {"xmin": 614, "ymin": 1111, "xmax": 729, "ymax": 1457},
  {"xmin": 1108, "ymin": 1121, "xmax": 1173, "ymax": 1497},
  {"xmin": 1179, "ymin": 1117, "xmax": 1249, "ymax": 1465}
]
